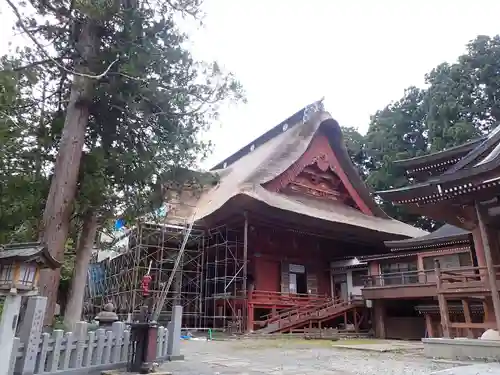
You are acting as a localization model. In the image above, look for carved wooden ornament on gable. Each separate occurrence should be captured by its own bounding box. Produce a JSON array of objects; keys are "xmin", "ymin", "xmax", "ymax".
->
[{"xmin": 263, "ymin": 135, "xmax": 361, "ymax": 210}]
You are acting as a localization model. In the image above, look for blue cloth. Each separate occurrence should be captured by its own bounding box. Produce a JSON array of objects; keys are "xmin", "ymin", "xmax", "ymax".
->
[{"xmin": 114, "ymin": 219, "xmax": 125, "ymax": 230}]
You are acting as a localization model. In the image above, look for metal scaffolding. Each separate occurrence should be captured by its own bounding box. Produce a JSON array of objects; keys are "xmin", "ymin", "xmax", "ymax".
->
[
  {"xmin": 86, "ymin": 218, "xmax": 249, "ymax": 331},
  {"xmin": 202, "ymin": 224, "xmax": 246, "ymax": 332},
  {"xmin": 86, "ymin": 220, "xmax": 205, "ymax": 326}
]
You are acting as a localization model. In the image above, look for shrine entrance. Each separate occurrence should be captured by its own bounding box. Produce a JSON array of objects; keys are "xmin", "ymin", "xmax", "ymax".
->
[{"xmin": 289, "ymin": 264, "xmax": 307, "ymax": 294}]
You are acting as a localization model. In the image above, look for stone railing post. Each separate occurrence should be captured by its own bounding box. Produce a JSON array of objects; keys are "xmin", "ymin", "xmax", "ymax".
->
[
  {"xmin": 15, "ymin": 296, "xmax": 47, "ymax": 375},
  {"xmin": 167, "ymin": 305, "xmax": 183, "ymax": 360}
]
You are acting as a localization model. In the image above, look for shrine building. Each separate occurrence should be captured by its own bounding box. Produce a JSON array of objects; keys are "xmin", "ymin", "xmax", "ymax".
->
[
  {"xmin": 88, "ymin": 101, "xmax": 427, "ymax": 334},
  {"xmin": 179, "ymin": 101, "xmax": 427, "ymax": 333},
  {"xmin": 377, "ymin": 126, "xmax": 500, "ymax": 339},
  {"xmin": 361, "ymin": 224, "xmax": 478, "ymax": 339}
]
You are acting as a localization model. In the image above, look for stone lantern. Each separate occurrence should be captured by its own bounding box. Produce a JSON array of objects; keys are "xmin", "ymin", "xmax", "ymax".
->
[
  {"xmin": 95, "ymin": 302, "xmax": 119, "ymax": 330},
  {"xmin": 0, "ymin": 242, "xmax": 60, "ymax": 375}
]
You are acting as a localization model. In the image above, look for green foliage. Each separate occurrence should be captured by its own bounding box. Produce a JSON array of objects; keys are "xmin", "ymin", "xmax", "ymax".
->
[
  {"xmin": 0, "ymin": 56, "xmax": 53, "ymax": 243},
  {"xmin": 0, "ymin": 0, "xmax": 244, "ymax": 311},
  {"xmin": 341, "ymin": 126, "xmax": 368, "ymax": 179},
  {"xmin": 364, "ymin": 35, "xmax": 500, "ymax": 229},
  {"xmin": 0, "ymin": 0, "xmax": 243, "ymax": 239}
]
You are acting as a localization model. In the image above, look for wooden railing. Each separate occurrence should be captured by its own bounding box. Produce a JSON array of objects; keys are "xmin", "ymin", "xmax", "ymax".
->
[
  {"xmin": 436, "ymin": 264, "xmax": 500, "ymax": 293},
  {"xmin": 270, "ymin": 295, "xmax": 364, "ymax": 330},
  {"xmin": 363, "ymin": 264, "xmax": 500, "ymax": 291},
  {"xmin": 249, "ymin": 290, "xmax": 329, "ymax": 305},
  {"xmin": 438, "ymin": 265, "xmax": 485, "ymax": 284},
  {"xmin": 363, "ymin": 270, "xmax": 435, "ymax": 287},
  {"xmin": 255, "ymin": 294, "xmax": 364, "ymax": 330},
  {"xmin": 262, "ymin": 301, "xmax": 323, "ymax": 324}
]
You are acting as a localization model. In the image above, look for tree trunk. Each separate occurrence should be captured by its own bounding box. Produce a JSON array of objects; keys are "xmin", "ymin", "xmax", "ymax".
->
[
  {"xmin": 38, "ymin": 19, "xmax": 100, "ymax": 326},
  {"xmin": 34, "ymin": 81, "xmax": 47, "ymax": 181},
  {"xmin": 64, "ymin": 211, "xmax": 99, "ymax": 331}
]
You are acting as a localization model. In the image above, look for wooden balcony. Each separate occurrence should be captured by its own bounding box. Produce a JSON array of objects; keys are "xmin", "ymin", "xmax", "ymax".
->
[
  {"xmin": 436, "ymin": 265, "xmax": 499, "ymax": 297},
  {"xmin": 434, "ymin": 264, "xmax": 500, "ymax": 338},
  {"xmin": 362, "ymin": 265, "xmax": 500, "ymax": 300},
  {"xmin": 362, "ymin": 270, "xmax": 437, "ymax": 299}
]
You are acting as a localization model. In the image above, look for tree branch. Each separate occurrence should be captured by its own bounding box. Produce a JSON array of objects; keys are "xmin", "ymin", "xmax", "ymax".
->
[{"xmin": 5, "ymin": 0, "xmax": 119, "ymax": 80}]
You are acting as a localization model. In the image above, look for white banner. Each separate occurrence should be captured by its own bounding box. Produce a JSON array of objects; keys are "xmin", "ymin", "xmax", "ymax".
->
[{"xmin": 289, "ymin": 264, "xmax": 305, "ymax": 273}]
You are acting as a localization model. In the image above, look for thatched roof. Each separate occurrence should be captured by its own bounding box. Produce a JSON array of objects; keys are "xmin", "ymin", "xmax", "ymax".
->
[{"xmin": 185, "ymin": 104, "xmax": 427, "ymax": 239}]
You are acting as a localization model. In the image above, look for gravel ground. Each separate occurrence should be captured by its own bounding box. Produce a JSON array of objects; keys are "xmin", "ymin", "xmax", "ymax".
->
[{"xmin": 162, "ymin": 339, "xmax": 460, "ymax": 375}]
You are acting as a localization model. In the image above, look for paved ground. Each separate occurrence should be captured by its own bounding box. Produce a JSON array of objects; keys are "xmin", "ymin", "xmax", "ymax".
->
[
  {"xmin": 431, "ymin": 364, "xmax": 500, "ymax": 374},
  {"xmin": 162, "ymin": 338, "xmax": 461, "ymax": 375}
]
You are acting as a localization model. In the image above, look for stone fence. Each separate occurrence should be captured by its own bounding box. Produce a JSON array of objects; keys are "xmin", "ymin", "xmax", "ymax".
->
[{"xmin": 7, "ymin": 297, "xmax": 182, "ymax": 375}]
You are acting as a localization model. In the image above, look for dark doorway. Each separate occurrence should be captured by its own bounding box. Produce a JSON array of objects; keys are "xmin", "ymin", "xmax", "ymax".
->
[
  {"xmin": 334, "ymin": 281, "xmax": 347, "ymax": 300},
  {"xmin": 296, "ymin": 272, "xmax": 307, "ymax": 294}
]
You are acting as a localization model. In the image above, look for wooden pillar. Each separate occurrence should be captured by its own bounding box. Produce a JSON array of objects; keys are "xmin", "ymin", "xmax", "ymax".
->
[
  {"xmin": 484, "ymin": 297, "xmax": 495, "ymax": 324},
  {"xmin": 271, "ymin": 306, "xmax": 277, "ymax": 318},
  {"xmin": 472, "ymin": 227, "xmax": 488, "ymax": 281},
  {"xmin": 243, "ymin": 212, "xmax": 249, "ymax": 331},
  {"xmin": 246, "ymin": 304, "xmax": 254, "ymax": 332},
  {"xmin": 243, "ymin": 212, "xmax": 248, "ymax": 295},
  {"xmin": 435, "ymin": 260, "xmax": 450, "ymax": 337},
  {"xmin": 475, "ymin": 202, "xmax": 500, "ymax": 332},
  {"xmin": 417, "ymin": 254, "xmax": 425, "ymax": 283},
  {"xmin": 373, "ymin": 300, "xmax": 386, "ymax": 339},
  {"xmin": 424, "ymin": 314, "xmax": 434, "ymax": 338},
  {"xmin": 462, "ymin": 299, "xmax": 473, "ymax": 338},
  {"xmin": 353, "ymin": 308, "xmax": 358, "ymax": 332}
]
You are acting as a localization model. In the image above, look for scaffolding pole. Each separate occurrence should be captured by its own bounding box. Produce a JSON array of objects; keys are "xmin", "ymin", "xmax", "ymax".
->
[
  {"xmin": 86, "ymin": 219, "xmax": 204, "ymax": 326},
  {"xmin": 202, "ymin": 223, "xmax": 245, "ymax": 332},
  {"xmin": 86, "ymin": 215, "xmax": 248, "ymax": 331}
]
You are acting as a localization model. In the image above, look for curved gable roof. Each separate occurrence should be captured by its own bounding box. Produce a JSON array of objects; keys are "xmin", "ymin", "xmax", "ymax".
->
[{"xmin": 189, "ymin": 104, "xmax": 427, "ymax": 238}]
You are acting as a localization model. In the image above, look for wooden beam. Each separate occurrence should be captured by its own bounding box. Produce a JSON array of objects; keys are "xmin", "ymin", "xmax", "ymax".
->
[
  {"xmin": 475, "ymin": 202, "xmax": 500, "ymax": 332},
  {"xmin": 462, "ymin": 299, "xmax": 473, "ymax": 338},
  {"xmin": 449, "ymin": 322, "xmax": 497, "ymax": 329}
]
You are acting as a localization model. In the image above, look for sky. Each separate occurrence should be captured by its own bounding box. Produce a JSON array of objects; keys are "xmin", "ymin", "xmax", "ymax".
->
[{"xmin": 2, "ymin": 0, "xmax": 500, "ymax": 170}]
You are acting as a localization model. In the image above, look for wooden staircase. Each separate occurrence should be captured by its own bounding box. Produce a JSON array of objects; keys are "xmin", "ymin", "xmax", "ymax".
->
[{"xmin": 255, "ymin": 297, "xmax": 365, "ymax": 334}]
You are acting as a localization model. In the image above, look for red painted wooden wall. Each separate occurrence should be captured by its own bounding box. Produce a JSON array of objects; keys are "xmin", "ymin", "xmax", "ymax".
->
[{"xmin": 249, "ymin": 225, "xmax": 330, "ymax": 296}]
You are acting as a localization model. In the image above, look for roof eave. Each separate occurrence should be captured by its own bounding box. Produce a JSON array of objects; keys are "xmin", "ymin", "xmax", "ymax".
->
[
  {"xmin": 376, "ymin": 182, "xmax": 435, "ymax": 202},
  {"xmin": 385, "ymin": 233, "xmax": 471, "ymax": 251},
  {"xmin": 41, "ymin": 246, "xmax": 62, "ymax": 269},
  {"xmin": 393, "ymin": 137, "xmax": 485, "ymax": 168}
]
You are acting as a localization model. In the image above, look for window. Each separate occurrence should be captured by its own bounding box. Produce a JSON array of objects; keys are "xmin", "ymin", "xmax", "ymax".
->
[
  {"xmin": 459, "ymin": 252, "xmax": 472, "ymax": 267},
  {"xmin": 351, "ymin": 269, "xmax": 367, "ymax": 287},
  {"xmin": 380, "ymin": 261, "xmax": 418, "ymax": 285},
  {"xmin": 380, "ymin": 261, "xmax": 417, "ymax": 273},
  {"xmin": 423, "ymin": 253, "xmax": 470, "ymax": 270}
]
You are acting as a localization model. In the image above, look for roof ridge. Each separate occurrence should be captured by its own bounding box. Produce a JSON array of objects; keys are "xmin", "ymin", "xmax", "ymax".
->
[
  {"xmin": 444, "ymin": 123, "xmax": 500, "ymax": 174},
  {"xmin": 211, "ymin": 99, "xmax": 325, "ymax": 171}
]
